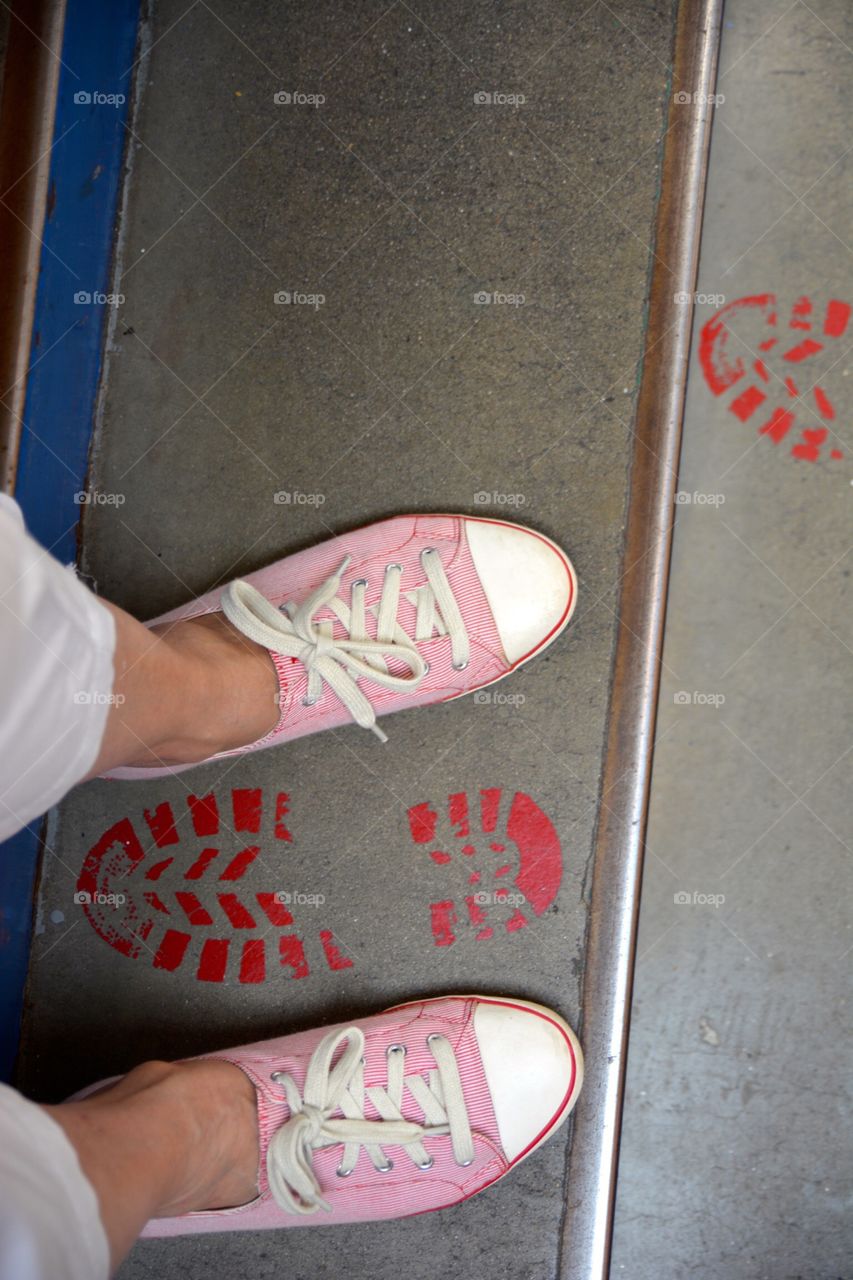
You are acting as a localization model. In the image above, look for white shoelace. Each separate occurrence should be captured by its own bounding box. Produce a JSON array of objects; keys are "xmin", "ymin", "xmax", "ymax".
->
[
  {"xmin": 221, "ymin": 548, "xmax": 470, "ymax": 742},
  {"xmin": 266, "ymin": 1025, "xmax": 476, "ymax": 1215}
]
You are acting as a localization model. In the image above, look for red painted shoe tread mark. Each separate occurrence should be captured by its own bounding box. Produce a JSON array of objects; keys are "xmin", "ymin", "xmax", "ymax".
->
[
  {"xmin": 256, "ymin": 892, "xmax": 294, "ymax": 927},
  {"xmin": 790, "ymin": 296, "xmax": 812, "ymax": 330},
  {"xmin": 145, "ymin": 856, "xmax": 173, "ymax": 881},
  {"xmin": 240, "ymin": 938, "xmax": 266, "ymax": 984},
  {"xmin": 430, "ymin": 901, "xmax": 458, "ymax": 947},
  {"xmin": 730, "ymin": 386, "xmax": 767, "ymax": 421},
  {"xmin": 219, "ymin": 845, "xmax": 261, "ymax": 881},
  {"xmin": 174, "ymin": 891, "xmax": 213, "ymax": 927},
  {"xmin": 185, "ymin": 846, "xmax": 218, "ymax": 879},
  {"xmin": 760, "ymin": 408, "xmax": 795, "ymax": 444},
  {"xmin": 824, "ymin": 300, "xmax": 851, "ymax": 337},
  {"xmin": 76, "ymin": 789, "xmax": 354, "ymax": 983},
  {"xmin": 153, "ymin": 929, "xmax": 190, "ymax": 971},
  {"xmin": 274, "ymin": 793, "xmax": 293, "ymax": 842},
  {"xmin": 144, "ymin": 802, "xmax": 179, "ymax": 848},
  {"xmin": 280, "ymin": 934, "xmax": 310, "ymax": 979},
  {"xmin": 198, "ymin": 937, "xmax": 229, "ymax": 983},
  {"xmin": 320, "ymin": 930, "xmax": 354, "ymax": 971},
  {"xmin": 232, "ymin": 788, "xmax": 263, "ymax": 833},
  {"xmin": 698, "ymin": 293, "xmax": 849, "ymax": 464},
  {"xmin": 188, "ymin": 793, "xmax": 219, "ymax": 837},
  {"xmin": 783, "ymin": 338, "xmax": 823, "ymax": 362},
  {"xmin": 409, "ymin": 788, "xmax": 563, "ymax": 946},
  {"xmin": 814, "ymin": 386, "xmax": 835, "ymax": 420},
  {"xmin": 699, "ymin": 293, "xmax": 776, "ymax": 396},
  {"xmin": 407, "ymin": 803, "xmax": 438, "ymax": 845},
  {"xmin": 792, "ymin": 428, "xmax": 829, "ymax": 462}
]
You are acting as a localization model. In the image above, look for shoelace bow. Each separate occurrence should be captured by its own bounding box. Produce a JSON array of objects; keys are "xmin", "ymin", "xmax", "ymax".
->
[
  {"xmin": 265, "ymin": 1025, "xmax": 476, "ymax": 1215},
  {"xmin": 221, "ymin": 549, "xmax": 470, "ymax": 742}
]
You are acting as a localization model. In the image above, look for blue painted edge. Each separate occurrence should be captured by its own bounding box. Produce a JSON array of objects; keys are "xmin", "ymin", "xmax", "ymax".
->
[{"xmin": 0, "ymin": 0, "xmax": 141, "ymax": 1082}]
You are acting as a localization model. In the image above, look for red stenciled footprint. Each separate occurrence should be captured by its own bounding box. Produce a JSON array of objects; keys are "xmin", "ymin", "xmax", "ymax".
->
[
  {"xmin": 699, "ymin": 293, "xmax": 850, "ymax": 463},
  {"xmin": 407, "ymin": 788, "xmax": 562, "ymax": 946},
  {"xmin": 76, "ymin": 788, "xmax": 353, "ymax": 983}
]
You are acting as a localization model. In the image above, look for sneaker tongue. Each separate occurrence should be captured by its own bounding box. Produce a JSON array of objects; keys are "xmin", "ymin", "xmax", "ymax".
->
[
  {"xmin": 230, "ymin": 1062, "xmax": 293, "ymax": 1198},
  {"xmin": 262, "ymin": 591, "xmax": 426, "ymax": 731},
  {"xmin": 267, "ymin": 651, "xmax": 297, "ymax": 726}
]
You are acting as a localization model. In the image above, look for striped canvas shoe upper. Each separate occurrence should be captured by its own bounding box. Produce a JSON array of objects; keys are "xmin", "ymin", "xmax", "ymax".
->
[
  {"xmin": 140, "ymin": 995, "xmax": 583, "ymax": 1235},
  {"xmin": 106, "ymin": 515, "xmax": 576, "ymax": 780}
]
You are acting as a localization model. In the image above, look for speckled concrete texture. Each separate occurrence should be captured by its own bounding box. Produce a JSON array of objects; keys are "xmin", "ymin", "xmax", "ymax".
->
[
  {"xmin": 612, "ymin": 3, "xmax": 853, "ymax": 1276},
  {"xmin": 17, "ymin": 2, "xmax": 676, "ymax": 1277}
]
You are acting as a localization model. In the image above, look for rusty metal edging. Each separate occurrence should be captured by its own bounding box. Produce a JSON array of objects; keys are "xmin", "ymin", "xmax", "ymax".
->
[
  {"xmin": 558, "ymin": 2, "xmax": 725, "ymax": 1276},
  {"xmin": 0, "ymin": 0, "xmax": 67, "ymax": 495}
]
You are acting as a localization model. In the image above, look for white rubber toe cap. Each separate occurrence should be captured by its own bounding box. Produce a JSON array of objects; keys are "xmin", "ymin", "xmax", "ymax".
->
[
  {"xmin": 473, "ymin": 998, "xmax": 583, "ymax": 1164},
  {"xmin": 465, "ymin": 519, "xmax": 577, "ymax": 665}
]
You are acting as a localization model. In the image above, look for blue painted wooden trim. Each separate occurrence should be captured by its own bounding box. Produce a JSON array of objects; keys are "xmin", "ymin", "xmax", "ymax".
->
[{"xmin": 0, "ymin": 0, "xmax": 141, "ymax": 1083}]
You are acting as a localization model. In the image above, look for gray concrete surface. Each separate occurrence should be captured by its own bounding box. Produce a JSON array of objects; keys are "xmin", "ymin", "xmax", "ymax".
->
[
  {"xmin": 612, "ymin": 2, "xmax": 853, "ymax": 1277},
  {"xmin": 16, "ymin": 1, "xmax": 677, "ymax": 1278}
]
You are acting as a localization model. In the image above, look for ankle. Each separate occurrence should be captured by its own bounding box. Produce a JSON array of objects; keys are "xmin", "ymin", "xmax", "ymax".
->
[{"xmin": 135, "ymin": 615, "xmax": 280, "ymax": 765}]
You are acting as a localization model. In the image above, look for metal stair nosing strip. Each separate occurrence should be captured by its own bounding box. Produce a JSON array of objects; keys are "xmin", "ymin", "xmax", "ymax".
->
[{"xmin": 557, "ymin": 2, "xmax": 726, "ymax": 1276}]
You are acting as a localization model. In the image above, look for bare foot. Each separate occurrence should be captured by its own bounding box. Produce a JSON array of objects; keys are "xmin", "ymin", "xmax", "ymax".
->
[
  {"xmin": 132, "ymin": 612, "xmax": 281, "ymax": 766},
  {"xmin": 46, "ymin": 1058, "xmax": 260, "ymax": 1222}
]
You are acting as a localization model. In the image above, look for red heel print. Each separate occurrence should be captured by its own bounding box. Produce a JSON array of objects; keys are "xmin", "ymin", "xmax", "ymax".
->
[
  {"xmin": 407, "ymin": 788, "xmax": 563, "ymax": 946},
  {"xmin": 699, "ymin": 292, "xmax": 849, "ymax": 465},
  {"xmin": 75, "ymin": 789, "xmax": 353, "ymax": 983}
]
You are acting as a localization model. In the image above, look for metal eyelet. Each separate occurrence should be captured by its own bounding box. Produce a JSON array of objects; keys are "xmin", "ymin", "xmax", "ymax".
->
[
  {"xmin": 422, "ymin": 661, "xmax": 430, "ymax": 675},
  {"xmin": 386, "ymin": 1042, "xmax": 407, "ymax": 1058},
  {"xmin": 352, "ymin": 577, "xmax": 368, "ymax": 589},
  {"xmin": 451, "ymin": 658, "xmax": 469, "ymax": 671},
  {"xmin": 417, "ymin": 1156, "xmax": 435, "ymax": 1171},
  {"xmin": 458, "ymin": 1158, "xmax": 474, "ymax": 1168},
  {"xmin": 301, "ymin": 695, "xmax": 320, "ymax": 707},
  {"xmin": 270, "ymin": 1070, "xmax": 286, "ymax": 1084},
  {"xmin": 426, "ymin": 1033, "xmax": 444, "ymax": 1046},
  {"xmin": 385, "ymin": 562, "xmax": 403, "ymax": 574},
  {"xmin": 377, "ymin": 1160, "xmax": 394, "ymax": 1173},
  {"xmin": 336, "ymin": 1165, "xmax": 353, "ymax": 1178},
  {"xmin": 421, "ymin": 548, "xmax": 437, "ymax": 560}
]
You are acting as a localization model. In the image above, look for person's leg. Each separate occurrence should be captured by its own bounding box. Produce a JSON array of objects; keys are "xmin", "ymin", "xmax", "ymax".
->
[
  {"xmin": 0, "ymin": 497, "xmax": 280, "ymax": 840},
  {"xmin": 88, "ymin": 601, "xmax": 279, "ymax": 776},
  {"xmin": 2, "ymin": 502, "xmax": 576, "ymax": 831},
  {"xmin": 40, "ymin": 1058, "xmax": 259, "ymax": 1273},
  {"xmin": 25, "ymin": 996, "xmax": 581, "ymax": 1271}
]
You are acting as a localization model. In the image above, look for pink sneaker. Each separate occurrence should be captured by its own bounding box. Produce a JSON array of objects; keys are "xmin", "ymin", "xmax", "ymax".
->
[
  {"xmin": 119, "ymin": 995, "xmax": 581, "ymax": 1233},
  {"xmin": 106, "ymin": 514, "xmax": 576, "ymax": 779}
]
